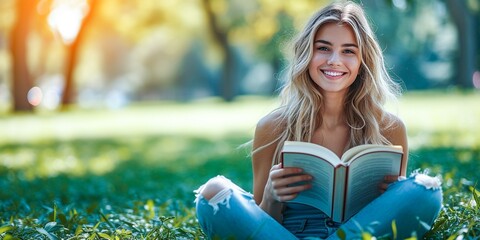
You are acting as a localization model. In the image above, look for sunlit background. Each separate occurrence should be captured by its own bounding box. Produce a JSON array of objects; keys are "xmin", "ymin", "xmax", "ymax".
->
[{"xmin": 0, "ymin": 0, "xmax": 478, "ymax": 112}]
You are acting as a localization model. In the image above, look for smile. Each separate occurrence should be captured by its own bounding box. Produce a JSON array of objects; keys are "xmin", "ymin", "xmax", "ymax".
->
[{"xmin": 322, "ymin": 70, "xmax": 345, "ymax": 77}]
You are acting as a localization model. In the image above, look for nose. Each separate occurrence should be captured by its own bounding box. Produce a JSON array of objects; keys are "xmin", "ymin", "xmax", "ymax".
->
[{"xmin": 327, "ymin": 52, "xmax": 341, "ymax": 66}]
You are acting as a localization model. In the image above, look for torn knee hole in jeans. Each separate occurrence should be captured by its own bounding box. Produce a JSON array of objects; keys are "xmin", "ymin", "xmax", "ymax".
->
[
  {"xmin": 194, "ymin": 176, "xmax": 235, "ymax": 214},
  {"xmin": 205, "ymin": 188, "xmax": 233, "ymax": 214},
  {"xmin": 408, "ymin": 169, "xmax": 442, "ymax": 190}
]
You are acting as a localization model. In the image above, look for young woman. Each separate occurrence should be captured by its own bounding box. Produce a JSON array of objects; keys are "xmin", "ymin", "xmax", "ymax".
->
[{"xmin": 195, "ymin": 1, "xmax": 442, "ymax": 239}]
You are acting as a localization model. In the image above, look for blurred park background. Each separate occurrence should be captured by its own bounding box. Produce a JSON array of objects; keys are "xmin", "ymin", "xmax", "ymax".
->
[
  {"xmin": 0, "ymin": 0, "xmax": 479, "ymax": 112},
  {"xmin": 0, "ymin": 0, "xmax": 479, "ymax": 239}
]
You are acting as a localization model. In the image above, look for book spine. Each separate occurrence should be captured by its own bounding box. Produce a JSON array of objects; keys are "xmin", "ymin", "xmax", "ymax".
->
[
  {"xmin": 342, "ymin": 166, "xmax": 349, "ymax": 222},
  {"xmin": 332, "ymin": 166, "xmax": 346, "ymax": 222}
]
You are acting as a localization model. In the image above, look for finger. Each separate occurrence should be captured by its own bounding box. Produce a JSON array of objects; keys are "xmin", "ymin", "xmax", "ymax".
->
[
  {"xmin": 378, "ymin": 182, "xmax": 389, "ymax": 193},
  {"xmin": 274, "ymin": 192, "xmax": 298, "ymax": 202},
  {"xmin": 270, "ymin": 167, "xmax": 304, "ymax": 180},
  {"xmin": 271, "ymin": 163, "xmax": 282, "ymax": 170},
  {"xmin": 272, "ymin": 174, "xmax": 312, "ymax": 189},
  {"xmin": 272, "ymin": 163, "xmax": 305, "ymax": 175},
  {"xmin": 275, "ymin": 183, "xmax": 312, "ymax": 196},
  {"xmin": 274, "ymin": 184, "xmax": 312, "ymax": 202}
]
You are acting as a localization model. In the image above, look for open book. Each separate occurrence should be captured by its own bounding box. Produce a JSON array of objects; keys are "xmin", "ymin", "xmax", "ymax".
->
[{"xmin": 281, "ymin": 141, "xmax": 404, "ymax": 222}]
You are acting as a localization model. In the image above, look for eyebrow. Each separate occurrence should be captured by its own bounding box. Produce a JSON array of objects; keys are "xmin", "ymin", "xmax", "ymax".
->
[{"xmin": 315, "ymin": 39, "xmax": 358, "ymax": 48}]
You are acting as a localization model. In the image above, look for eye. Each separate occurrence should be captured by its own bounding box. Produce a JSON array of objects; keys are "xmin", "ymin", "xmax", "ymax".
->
[
  {"xmin": 316, "ymin": 46, "xmax": 329, "ymax": 51},
  {"xmin": 343, "ymin": 49, "xmax": 356, "ymax": 54}
]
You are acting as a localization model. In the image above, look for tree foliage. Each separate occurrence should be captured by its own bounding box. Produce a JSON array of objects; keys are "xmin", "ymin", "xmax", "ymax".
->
[{"xmin": 0, "ymin": 0, "xmax": 478, "ymax": 112}]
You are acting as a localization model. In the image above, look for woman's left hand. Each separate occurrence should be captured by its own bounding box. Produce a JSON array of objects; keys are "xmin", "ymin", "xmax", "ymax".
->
[{"xmin": 379, "ymin": 175, "xmax": 398, "ymax": 193}]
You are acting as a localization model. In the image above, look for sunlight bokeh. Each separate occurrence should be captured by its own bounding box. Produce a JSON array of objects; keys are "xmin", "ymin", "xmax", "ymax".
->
[
  {"xmin": 473, "ymin": 71, "xmax": 480, "ymax": 89},
  {"xmin": 47, "ymin": 0, "xmax": 89, "ymax": 44},
  {"xmin": 27, "ymin": 86, "xmax": 43, "ymax": 106}
]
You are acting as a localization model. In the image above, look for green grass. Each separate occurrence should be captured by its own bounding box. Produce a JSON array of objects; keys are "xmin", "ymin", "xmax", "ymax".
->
[
  {"xmin": 0, "ymin": 92, "xmax": 479, "ymax": 239},
  {"xmin": 0, "ymin": 136, "xmax": 252, "ymax": 239}
]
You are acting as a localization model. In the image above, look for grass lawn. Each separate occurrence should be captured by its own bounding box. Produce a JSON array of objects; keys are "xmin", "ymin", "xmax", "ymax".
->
[{"xmin": 0, "ymin": 91, "xmax": 479, "ymax": 239}]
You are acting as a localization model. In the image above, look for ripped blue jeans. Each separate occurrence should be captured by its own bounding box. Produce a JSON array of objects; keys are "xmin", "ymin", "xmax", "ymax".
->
[{"xmin": 195, "ymin": 172, "xmax": 443, "ymax": 239}]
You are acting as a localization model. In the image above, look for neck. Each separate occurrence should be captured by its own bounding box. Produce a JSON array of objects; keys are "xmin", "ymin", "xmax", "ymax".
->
[{"xmin": 321, "ymin": 91, "xmax": 347, "ymax": 129}]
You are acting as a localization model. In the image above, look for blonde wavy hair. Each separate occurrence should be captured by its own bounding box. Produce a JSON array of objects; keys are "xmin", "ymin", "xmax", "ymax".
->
[{"xmin": 267, "ymin": 1, "xmax": 402, "ymax": 165}]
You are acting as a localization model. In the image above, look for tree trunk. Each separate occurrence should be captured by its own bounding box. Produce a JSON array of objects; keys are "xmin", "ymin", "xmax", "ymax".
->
[
  {"xmin": 61, "ymin": 0, "xmax": 98, "ymax": 109},
  {"xmin": 201, "ymin": 0, "xmax": 235, "ymax": 102},
  {"xmin": 446, "ymin": 0, "xmax": 476, "ymax": 88},
  {"xmin": 9, "ymin": 1, "xmax": 35, "ymax": 112}
]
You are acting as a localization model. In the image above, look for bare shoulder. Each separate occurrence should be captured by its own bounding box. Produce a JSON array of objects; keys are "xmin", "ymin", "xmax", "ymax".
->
[
  {"xmin": 253, "ymin": 109, "xmax": 284, "ymax": 148},
  {"xmin": 256, "ymin": 110, "xmax": 282, "ymax": 133},
  {"xmin": 381, "ymin": 112, "xmax": 407, "ymax": 146}
]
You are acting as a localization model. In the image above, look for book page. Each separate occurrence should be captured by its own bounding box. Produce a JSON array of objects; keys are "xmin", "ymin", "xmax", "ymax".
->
[
  {"xmin": 343, "ymin": 151, "xmax": 402, "ymax": 220},
  {"xmin": 283, "ymin": 141, "xmax": 341, "ymax": 166},
  {"xmin": 341, "ymin": 144, "xmax": 402, "ymax": 163},
  {"xmin": 283, "ymin": 153, "xmax": 335, "ymax": 215}
]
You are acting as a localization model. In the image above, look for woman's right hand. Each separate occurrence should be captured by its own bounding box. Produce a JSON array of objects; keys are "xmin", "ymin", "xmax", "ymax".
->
[{"xmin": 263, "ymin": 163, "xmax": 312, "ymax": 203}]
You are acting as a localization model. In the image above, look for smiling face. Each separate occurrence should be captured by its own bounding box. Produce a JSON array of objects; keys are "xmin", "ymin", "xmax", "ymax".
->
[{"xmin": 308, "ymin": 22, "xmax": 361, "ymax": 95}]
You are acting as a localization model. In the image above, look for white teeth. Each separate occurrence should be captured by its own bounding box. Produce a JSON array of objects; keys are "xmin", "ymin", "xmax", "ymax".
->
[{"xmin": 324, "ymin": 71, "xmax": 343, "ymax": 77}]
